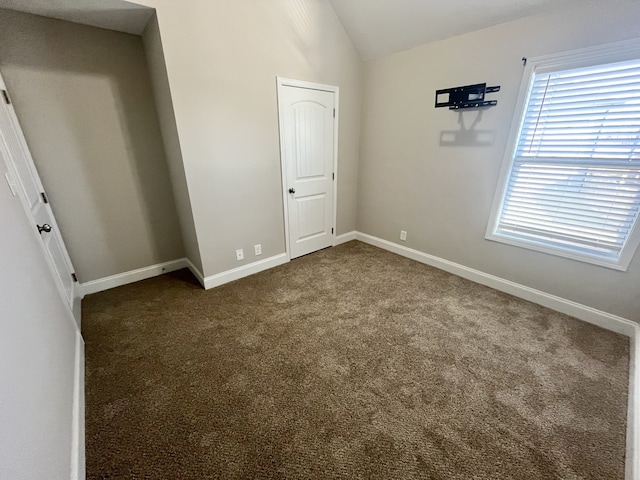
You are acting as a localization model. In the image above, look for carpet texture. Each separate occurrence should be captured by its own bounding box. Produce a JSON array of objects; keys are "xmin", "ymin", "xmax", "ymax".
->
[{"xmin": 83, "ymin": 241, "xmax": 630, "ymax": 479}]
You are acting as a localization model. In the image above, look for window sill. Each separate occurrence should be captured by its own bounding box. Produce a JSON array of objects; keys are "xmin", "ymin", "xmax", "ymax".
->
[{"xmin": 485, "ymin": 231, "xmax": 630, "ymax": 272}]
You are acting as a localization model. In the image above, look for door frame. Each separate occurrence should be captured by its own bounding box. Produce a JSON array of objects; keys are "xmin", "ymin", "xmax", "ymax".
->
[
  {"xmin": 0, "ymin": 72, "xmax": 81, "ymax": 324},
  {"xmin": 276, "ymin": 77, "xmax": 339, "ymax": 261}
]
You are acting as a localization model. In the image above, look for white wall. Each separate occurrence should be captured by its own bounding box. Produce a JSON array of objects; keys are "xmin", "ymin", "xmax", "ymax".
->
[
  {"xmin": 0, "ymin": 9, "xmax": 185, "ymax": 283},
  {"xmin": 357, "ymin": 0, "xmax": 640, "ymax": 322},
  {"xmin": 133, "ymin": 0, "xmax": 364, "ymax": 277},
  {"xmin": 0, "ymin": 153, "xmax": 79, "ymax": 478}
]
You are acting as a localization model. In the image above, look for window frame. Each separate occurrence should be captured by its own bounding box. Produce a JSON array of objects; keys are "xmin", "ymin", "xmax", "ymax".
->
[{"xmin": 486, "ymin": 39, "xmax": 640, "ymax": 271}]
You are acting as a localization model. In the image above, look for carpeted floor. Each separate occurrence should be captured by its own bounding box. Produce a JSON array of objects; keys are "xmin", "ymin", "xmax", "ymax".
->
[{"xmin": 82, "ymin": 241, "xmax": 630, "ymax": 479}]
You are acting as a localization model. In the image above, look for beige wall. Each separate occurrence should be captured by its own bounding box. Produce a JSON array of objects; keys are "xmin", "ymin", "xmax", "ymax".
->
[
  {"xmin": 358, "ymin": 0, "xmax": 640, "ymax": 322},
  {"xmin": 0, "ymin": 9, "xmax": 184, "ymax": 282},
  {"xmin": 142, "ymin": 14, "xmax": 203, "ymax": 275},
  {"xmin": 0, "ymin": 150, "xmax": 78, "ymax": 479},
  {"xmin": 134, "ymin": 0, "xmax": 364, "ymax": 277}
]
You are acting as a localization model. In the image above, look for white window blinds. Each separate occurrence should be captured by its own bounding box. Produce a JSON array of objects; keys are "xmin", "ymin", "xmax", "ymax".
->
[{"xmin": 494, "ymin": 58, "xmax": 640, "ymax": 267}]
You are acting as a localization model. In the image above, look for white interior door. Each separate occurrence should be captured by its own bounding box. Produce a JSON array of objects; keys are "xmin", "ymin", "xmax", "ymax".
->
[
  {"xmin": 0, "ymin": 76, "xmax": 79, "ymax": 323},
  {"xmin": 278, "ymin": 79, "xmax": 337, "ymax": 259}
]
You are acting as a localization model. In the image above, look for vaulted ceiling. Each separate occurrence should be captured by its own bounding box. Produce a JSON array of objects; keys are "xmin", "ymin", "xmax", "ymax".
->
[
  {"xmin": 328, "ymin": 0, "xmax": 586, "ymax": 59},
  {"xmin": 0, "ymin": 0, "xmax": 589, "ymax": 60},
  {"xmin": 0, "ymin": 0, "xmax": 153, "ymax": 35}
]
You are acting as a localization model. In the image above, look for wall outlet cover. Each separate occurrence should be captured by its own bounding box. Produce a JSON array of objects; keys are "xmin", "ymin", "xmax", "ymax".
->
[
  {"xmin": 254, "ymin": 244, "xmax": 262, "ymax": 256},
  {"xmin": 400, "ymin": 230, "xmax": 407, "ymax": 241},
  {"xmin": 236, "ymin": 249, "xmax": 244, "ymax": 261}
]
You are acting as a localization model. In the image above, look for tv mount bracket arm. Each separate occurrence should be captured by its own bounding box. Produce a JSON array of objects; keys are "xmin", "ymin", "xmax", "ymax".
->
[{"xmin": 435, "ymin": 83, "xmax": 500, "ymax": 110}]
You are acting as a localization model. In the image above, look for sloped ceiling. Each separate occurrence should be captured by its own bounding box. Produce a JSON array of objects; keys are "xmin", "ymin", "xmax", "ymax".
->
[
  {"xmin": 0, "ymin": 0, "xmax": 589, "ymax": 59},
  {"xmin": 0, "ymin": 0, "xmax": 153, "ymax": 35},
  {"xmin": 328, "ymin": 0, "xmax": 586, "ymax": 60}
]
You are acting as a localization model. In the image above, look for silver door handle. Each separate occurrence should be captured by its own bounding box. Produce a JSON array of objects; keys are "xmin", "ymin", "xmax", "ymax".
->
[
  {"xmin": 37, "ymin": 224, "xmax": 52, "ymax": 234},
  {"xmin": 289, "ymin": 188, "xmax": 295, "ymax": 194}
]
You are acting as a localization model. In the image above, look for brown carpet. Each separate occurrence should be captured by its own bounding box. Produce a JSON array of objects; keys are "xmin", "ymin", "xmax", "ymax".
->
[{"xmin": 82, "ymin": 241, "xmax": 630, "ymax": 479}]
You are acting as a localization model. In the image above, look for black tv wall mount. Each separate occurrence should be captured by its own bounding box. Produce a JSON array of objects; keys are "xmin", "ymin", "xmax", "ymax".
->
[{"xmin": 435, "ymin": 83, "xmax": 500, "ymax": 110}]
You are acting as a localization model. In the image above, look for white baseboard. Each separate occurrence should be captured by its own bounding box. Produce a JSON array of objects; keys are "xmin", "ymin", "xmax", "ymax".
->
[
  {"xmin": 184, "ymin": 258, "xmax": 205, "ymax": 288},
  {"xmin": 71, "ymin": 233, "xmax": 638, "ymax": 477},
  {"xmin": 203, "ymin": 253, "xmax": 289, "ymax": 290},
  {"xmin": 80, "ymin": 259, "xmax": 189, "ymax": 296},
  {"xmin": 627, "ymin": 325, "xmax": 640, "ymax": 480},
  {"xmin": 355, "ymin": 232, "xmax": 637, "ymax": 337},
  {"xmin": 78, "ymin": 254, "xmax": 291, "ymax": 295},
  {"xmin": 355, "ymin": 232, "xmax": 638, "ymax": 479},
  {"xmin": 70, "ymin": 331, "xmax": 85, "ymax": 480},
  {"xmin": 335, "ymin": 231, "xmax": 357, "ymax": 245},
  {"xmin": 72, "ymin": 295, "xmax": 82, "ymax": 329},
  {"xmin": 80, "ymin": 235, "xmax": 636, "ymax": 336}
]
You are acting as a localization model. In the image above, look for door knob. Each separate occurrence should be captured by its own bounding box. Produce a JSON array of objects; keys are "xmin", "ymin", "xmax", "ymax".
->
[
  {"xmin": 289, "ymin": 188, "xmax": 296, "ymax": 194},
  {"xmin": 37, "ymin": 224, "xmax": 52, "ymax": 234}
]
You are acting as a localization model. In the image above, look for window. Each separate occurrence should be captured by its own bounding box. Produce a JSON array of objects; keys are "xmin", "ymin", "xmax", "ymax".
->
[{"xmin": 487, "ymin": 42, "xmax": 640, "ymax": 270}]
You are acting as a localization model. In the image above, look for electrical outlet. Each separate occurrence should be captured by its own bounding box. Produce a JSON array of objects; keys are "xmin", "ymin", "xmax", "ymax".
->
[
  {"xmin": 400, "ymin": 230, "xmax": 407, "ymax": 241},
  {"xmin": 254, "ymin": 244, "xmax": 262, "ymax": 256},
  {"xmin": 236, "ymin": 249, "xmax": 244, "ymax": 261}
]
